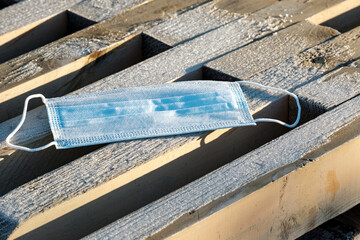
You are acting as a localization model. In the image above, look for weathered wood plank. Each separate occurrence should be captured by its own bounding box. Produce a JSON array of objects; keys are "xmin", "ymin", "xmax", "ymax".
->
[
  {"xmin": 85, "ymin": 89, "xmax": 360, "ymax": 240},
  {"xmin": 68, "ymin": 0, "xmax": 150, "ymax": 23},
  {"xmin": 145, "ymin": 0, "xmax": 344, "ymax": 46},
  {"xmin": 0, "ymin": 19, "xmax": 356, "ymax": 240}
]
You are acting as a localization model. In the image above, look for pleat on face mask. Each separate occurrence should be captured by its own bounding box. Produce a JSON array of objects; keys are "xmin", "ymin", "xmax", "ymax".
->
[{"xmin": 6, "ymin": 81, "xmax": 301, "ymax": 152}]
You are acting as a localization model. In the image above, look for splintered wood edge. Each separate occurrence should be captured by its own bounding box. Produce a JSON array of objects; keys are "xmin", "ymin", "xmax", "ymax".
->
[
  {"xmin": 307, "ymin": 0, "xmax": 360, "ymax": 25},
  {"xmin": 167, "ymin": 135, "xmax": 360, "ymax": 240}
]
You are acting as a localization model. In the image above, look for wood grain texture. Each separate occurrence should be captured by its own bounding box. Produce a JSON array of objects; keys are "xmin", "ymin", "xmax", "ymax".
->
[
  {"xmin": 86, "ymin": 90, "xmax": 360, "ymax": 240},
  {"xmin": 145, "ymin": 0, "xmax": 344, "ymax": 46},
  {"xmin": 0, "ymin": 20, "xmax": 354, "ymax": 240},
  {"xmin": 68, "ymin": 0, "xmax": 150, "ymax": 23}
]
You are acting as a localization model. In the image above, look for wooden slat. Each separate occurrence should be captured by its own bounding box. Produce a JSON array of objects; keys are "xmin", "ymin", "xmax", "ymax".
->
[{"xmin": 68, "ymin": 0, "xmax": 150, "ymax": 23}]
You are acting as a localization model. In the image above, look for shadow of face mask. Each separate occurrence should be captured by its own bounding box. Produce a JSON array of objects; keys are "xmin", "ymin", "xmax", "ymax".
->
[{"xmin": 6, "ymin": 81, "xmax": 301, "ymax": 152}]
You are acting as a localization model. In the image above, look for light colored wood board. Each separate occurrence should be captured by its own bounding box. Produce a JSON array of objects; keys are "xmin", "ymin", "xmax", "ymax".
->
[
  {"xmin": 0, "ymin": 0, "xmax": 208, "ymax": 122},
  {"xmin": 0, "ymin": 0, "xmax": 82, "ymax": 41},
  {"xmin": 0, "ymin": 21, "xmax": 357, "ymax": 239},
  {"xmin": 307, "ymin": 0, "xmax": 360, "ymax": 26},
  {"xmin": 214, "ymin": 0, "xmax": 278, "ymax": 14},
  {"xmin": 253, "ymin": 0, "xmax": 345, "ymax": 24},
  {"xmin": 68, "ymin": 0, "xmax": 150, "ymax": 23},
  {"xmin": 145, "ymin": 0, "xmax": 344, "ymax": 46},
  {"xmin": 85, "ymin": 93, "xmax": 360, "ymax": 240},
  {"xmin": 295, "ymin": 66, "xmax": 360, "ymax": 110},
  {"xmin": 166, "ymin": 134, "xmax": 360, "ymax": 240},
  {"xmin": 205, "ymin": 21, "xmax": 339, "ymax": 80}
]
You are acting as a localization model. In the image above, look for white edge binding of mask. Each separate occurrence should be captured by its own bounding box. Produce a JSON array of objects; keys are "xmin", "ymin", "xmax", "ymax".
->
[{"xmin": 5, "ymin": 81, "xmax": 301, "ymax": 152}]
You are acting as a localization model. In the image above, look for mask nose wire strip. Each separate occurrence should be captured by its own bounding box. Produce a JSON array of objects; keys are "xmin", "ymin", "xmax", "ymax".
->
[
  {"xmin": 5, "ymin": 94, "xmax": 56, "ymax": 152},
  {"xmin": 237, "ymin": 81, "xmax": 301, "ymax": 128}
]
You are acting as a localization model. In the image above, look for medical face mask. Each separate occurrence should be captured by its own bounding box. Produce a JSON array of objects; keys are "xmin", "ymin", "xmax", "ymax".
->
[{"xmin": 6, "ymin": 81, "xmax": 301, "ymax": 152}]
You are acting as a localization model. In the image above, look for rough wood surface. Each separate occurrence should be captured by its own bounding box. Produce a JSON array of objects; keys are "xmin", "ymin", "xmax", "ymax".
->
[
  {"xmin": 68, "ymin": 0, "xmax": 150, "ymax": 23},
  {"xmin": 86, "ymin": 90, "xmax": 360, "ymax": 240},
  {"xmin": 145, "ymin": 0, "xmax": 344, "ymax": 45}
]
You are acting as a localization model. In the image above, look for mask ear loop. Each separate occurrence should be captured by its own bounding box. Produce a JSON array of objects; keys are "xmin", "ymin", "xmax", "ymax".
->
[
  {"xmin": 237, "ymin": 81, "xmax": 301, "ymax": 128},
  {"xmin": 5, "ymin": 94, "xmax": 56, "ymax": 152}
]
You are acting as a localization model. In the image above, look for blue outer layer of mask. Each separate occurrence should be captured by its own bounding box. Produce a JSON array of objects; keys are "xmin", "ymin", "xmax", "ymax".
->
[{"xmin": 45, "ymin": 81, "xmax": 255, "ymax": 149}]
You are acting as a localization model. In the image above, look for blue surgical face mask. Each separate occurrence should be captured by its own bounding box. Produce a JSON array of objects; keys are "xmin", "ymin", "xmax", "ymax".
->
[{"xmin": 6, "ymin": 81, "xmax": 301, "ymax": 152}]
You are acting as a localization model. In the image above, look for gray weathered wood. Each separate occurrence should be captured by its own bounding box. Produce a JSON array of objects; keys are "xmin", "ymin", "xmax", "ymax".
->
[
  {"xmin": 68, "ymin": 0, "xmax": 149, "ymax": 23},
  {"xmin": 0, "ymin": 20, "xmax": 357, "ymax": 240}
]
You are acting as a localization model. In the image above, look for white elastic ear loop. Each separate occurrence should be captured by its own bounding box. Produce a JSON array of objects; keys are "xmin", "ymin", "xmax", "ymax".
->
[
  {"xmin": 5, "ymin": 94, "xmax": 56, "ymax": 152},
  {"xmin": 237, "ymin": 81, "xmax": 301, "ymax": 128}
]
